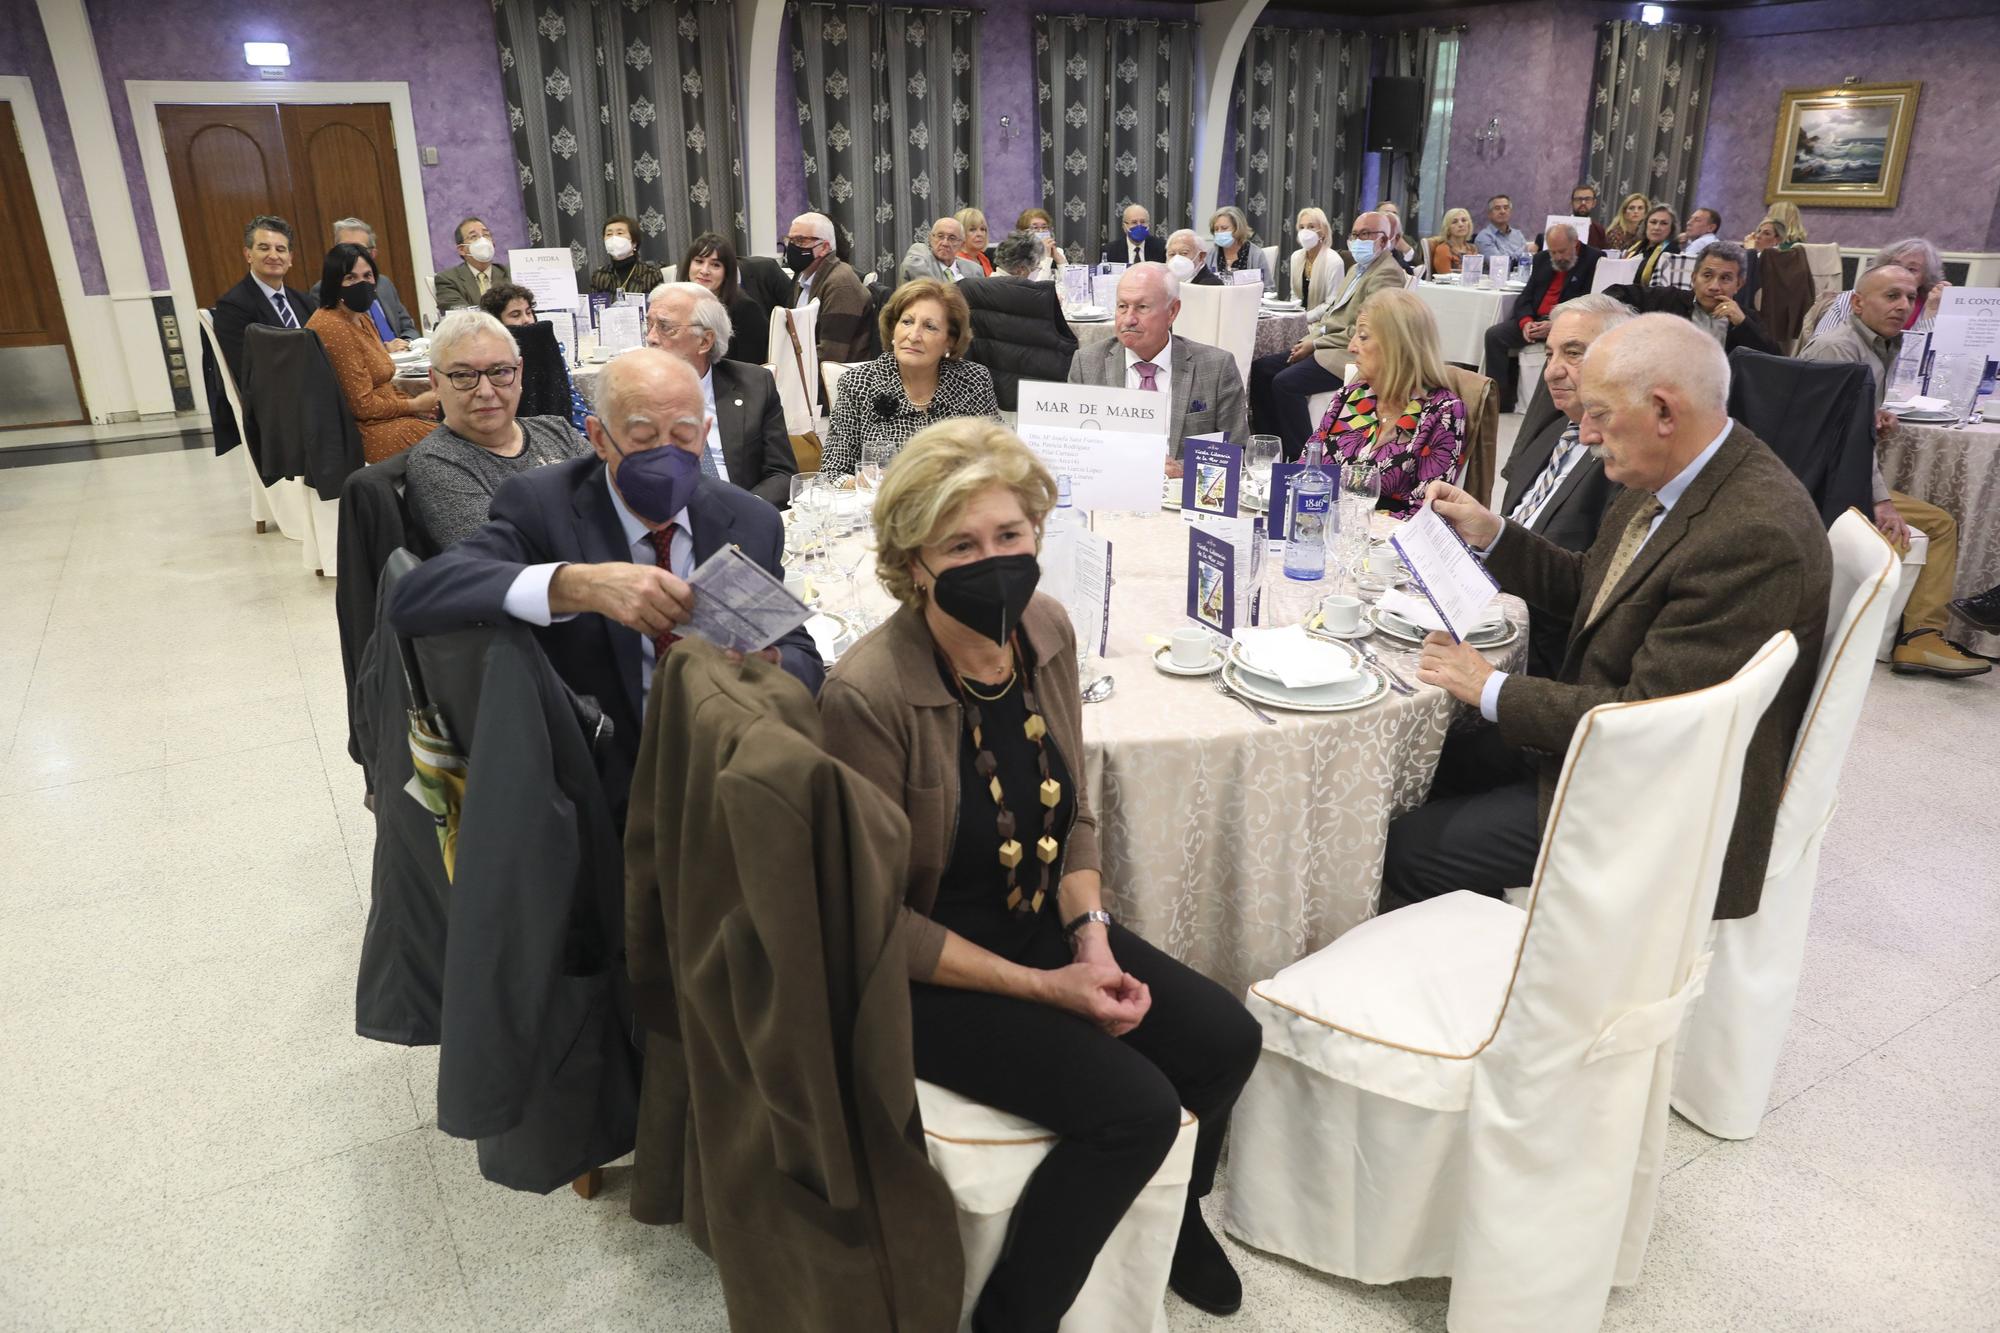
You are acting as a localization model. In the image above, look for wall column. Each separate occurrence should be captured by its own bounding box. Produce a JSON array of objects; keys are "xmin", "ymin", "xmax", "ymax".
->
[
  {"xmin": 1192, "ymin": 0, "xmax": 1268, "ymax": 228},
  {"xmin": 738, "ymin": 0, "xmax": 789, "ymax": 252},
  {"xmin": 35, "ymin": 0, "xmax": 175, "ymax": 418}
]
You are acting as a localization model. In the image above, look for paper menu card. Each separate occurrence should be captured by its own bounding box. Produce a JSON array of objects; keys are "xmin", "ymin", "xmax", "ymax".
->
[
  {"xmin": 1459, "ymin": 255, "xmax": 1485, "ymax": 287},
  {"xmin": 1930, "ymin": 288, "xmax": 2000, "ymax": 359},
  {"xmin": 598, "ymin": 305, "xmax": 644, "ymax": 354},
  {"xmin": 1186, "ymin": 517, "xmax": 1256, "ymax": 635},
  {"xmin": 1017, "ymin": 381, "xmax": 1170, "ymax": 514},
  {"xmin": 679, "ymin": 545, "xmax": 813, "ymax": 652},
  {"xmin": 1071, "ymin": 530, "xmax": 1113, "ymax": 658},
  {"xmin": 1387, "ymin": 503, "xmax": 1499, "ymax": 644},
  {"xmin": 508, "ymin": 247, "xmax": 582, "ymax": 315},
  {"xmin": 540, "ymin": 310, "xmax": 577, "ymax": 366},
  {"xmin": 1181, "ymin": 434, "xmax": 1241, "ymax": 518},
  {"xmin": 587, "ymin": 291, "xmax": 613, "ymax": 329}
]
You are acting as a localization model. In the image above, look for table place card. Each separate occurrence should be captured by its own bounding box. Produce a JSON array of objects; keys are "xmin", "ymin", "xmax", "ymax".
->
[
  {"xmin": 598, "ymin": 305, "xmax": 644, "ymax": 354},
  {"xmin": 1388, "ymin": 503, "xmax": 1500, "ymax": 643},
  {"xmin": 1018, "ymin": 382, "xmax": 1172, "ymax": 511},
  {"xmin": 541, "ymin": 310, "xmax": 577, "ymax": 366},
  {"xmin": 1073, "ymin": 530, "xmax": 1113, "ymax": 658},
  {"xmin": 1181, "ymin": 434, "xmax": 1242, "ymax": 519},
  {"xmin": 1188, "ymin": 525, "xmax": 1236, "ymax": 635},
  {"xmin": 1460, "ymin": 255, "xmax": 1485, "ymax": 288},
  {"xmin": 1930, "ymin": 288, "xmax": 2000, "ymax": 360},
  {"xmin": 508, "ymin": 247, "xmax": 582, "ymax": 316},
  {"xmin": 587, "ymin": 292, "xmax": 612, "ymax": 329}
]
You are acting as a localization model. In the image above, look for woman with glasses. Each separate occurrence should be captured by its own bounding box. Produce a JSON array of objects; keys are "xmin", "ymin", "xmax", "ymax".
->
[
  {"xmin": 404, "ymin": 309, "xmax": 588, "ymax": 547},
  {"xmin": 307, "ymin": 242, "xmax": 438, "ymax": 462}
]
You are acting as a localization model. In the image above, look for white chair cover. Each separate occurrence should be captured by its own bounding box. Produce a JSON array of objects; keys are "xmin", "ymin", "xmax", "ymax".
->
[
  {"xmin": 1673, "ymin": 514, "xmax": 1899, "ymax": 1138},
  {"xmin": 1210, "ymin": 282, "xmax": 1261, "ymax": 385},
  {"xmin": 821, "ymin": 362, "xmax": 852, "ymax": 418},
  {"xmin": 1170, "ymin": 284, "xmax": 1220, "ymax": 350},
  {"xmin": 1802, "ymin": 243, "xmax": 1844, "ymax": 299},
  {"xmin": 1590, "ymin": 255, "xmax": 1642, "ymax": 293},
  {"xmin": 916, "ymin": 1080, "xmax": 1196, "ymax": 1333},
  {"xmin": 1225, "ymin": 633, "xmax": 1798, "ymax": 1333},
  {"xmin": 1875, "ymin": 527, "xmax": 1927, "ymax": 660},
  {"xmin": 198, "ymin": 308, "xmax": 312, "ymax": 544},
  {"xmin": 769, "ymin": 301, "xmax": 821, "ymax": 433}
]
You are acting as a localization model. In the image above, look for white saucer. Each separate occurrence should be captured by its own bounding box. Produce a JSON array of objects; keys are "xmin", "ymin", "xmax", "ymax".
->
[
  {"xmin": 1155, "ymin": 644, "xmax": 1224, "ymax": 677},
  {"xmin": 1306, "ymin": 612, "xmax": 1373, "ymax": 641}
]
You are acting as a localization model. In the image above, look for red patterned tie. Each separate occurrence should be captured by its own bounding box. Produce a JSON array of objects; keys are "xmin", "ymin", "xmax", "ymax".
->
[{"xmin": 650, "ymin": 523, "xmax": 680, "ymax": 661}]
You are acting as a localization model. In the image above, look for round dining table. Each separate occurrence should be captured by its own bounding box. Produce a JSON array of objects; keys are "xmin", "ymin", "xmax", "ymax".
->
[
  {"xmin": 1877, "ymin": 416, "xmax": 2000, "ymax": 649},
  {"xmin": 794, "ymin": 504, "xmax": 1528, "ymax": 996}
]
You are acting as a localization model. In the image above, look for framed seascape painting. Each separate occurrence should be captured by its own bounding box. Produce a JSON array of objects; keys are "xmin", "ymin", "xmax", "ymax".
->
[{"xmin": 1766, "ymin": 82, "xmax": 1921, "ymax": 209}]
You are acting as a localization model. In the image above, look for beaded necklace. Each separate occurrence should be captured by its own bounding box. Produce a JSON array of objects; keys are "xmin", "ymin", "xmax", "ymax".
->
[{"xmin": 942, "ymin": 636, "xmax": 1061, "ymax": 916}]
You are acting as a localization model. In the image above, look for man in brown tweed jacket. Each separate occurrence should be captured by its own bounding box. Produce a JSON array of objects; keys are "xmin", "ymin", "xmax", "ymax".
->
[{"xmin": 1382, "ymin": 313, "xmax": 1831, "ymax": 921}]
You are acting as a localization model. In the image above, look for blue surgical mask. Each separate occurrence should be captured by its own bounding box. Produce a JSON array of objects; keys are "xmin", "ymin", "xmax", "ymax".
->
[
  {"xmin": 1349, "ymin": 239, "xmax": 1376, "ymax": 267},
  {"xmin": 1212, "ymin": 229, "xmax": 1235, "ymax": 248},
  {"xmin": 605, "ymin": 428, "xmax": 700, "ymax": 526}
]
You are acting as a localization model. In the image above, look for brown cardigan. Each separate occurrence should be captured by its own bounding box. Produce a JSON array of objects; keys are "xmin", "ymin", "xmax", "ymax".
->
[
  {"xmin": 819, "ymin": 594, "xmax": 1100, "ymax": 980},
  {"xmin": 306, "ymin": 306, "xmax": 433, "ymax": 463}
]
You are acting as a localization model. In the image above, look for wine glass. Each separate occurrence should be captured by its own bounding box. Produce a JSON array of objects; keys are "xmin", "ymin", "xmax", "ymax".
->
[
  {"xmin": 1339, "ymin": 462, "xmax": 1381, "ymax": 591},
  {"xmin": 1245, "ymin": 434, "xmax": 1281, "ymax": 510},
  {"xmin": 857, "ymin": 441, "xmax": 895, "ymax": 512}
]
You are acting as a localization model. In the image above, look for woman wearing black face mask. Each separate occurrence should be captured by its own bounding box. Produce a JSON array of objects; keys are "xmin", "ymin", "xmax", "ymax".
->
[
  {"xmin": 819, "ymin": 420, "xmax": 1262, "ymax": 1331},
  {"xmin": 308, "ymin": 242, "xmax": 438, "ymax": 461}
]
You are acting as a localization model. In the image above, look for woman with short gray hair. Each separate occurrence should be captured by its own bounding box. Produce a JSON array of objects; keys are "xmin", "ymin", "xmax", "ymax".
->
[{"xmin": 1811, "ymin": 236, "xmax": 1949, "ymax": 340}]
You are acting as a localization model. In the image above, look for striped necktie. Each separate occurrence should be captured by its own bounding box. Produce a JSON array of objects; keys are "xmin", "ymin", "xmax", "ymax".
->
[
  {"xmin": 271, "ymin": 292, "xmax": 298, "ymax": 329},
  {"xmin": 1509, "ymin": 424, "xmax": 1581, "ymax": 527}
]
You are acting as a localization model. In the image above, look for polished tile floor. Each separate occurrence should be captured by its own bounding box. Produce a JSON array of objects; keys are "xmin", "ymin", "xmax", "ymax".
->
[{"xmin": 2, "ymin": 443, "xmax": 1997, "ymax": 1331}]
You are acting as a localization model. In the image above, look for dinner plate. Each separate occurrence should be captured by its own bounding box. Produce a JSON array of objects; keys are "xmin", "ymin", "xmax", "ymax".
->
[
  {"xmin": 805, "ymin": 612, "xmax": 855, "ymax": 663},
  {"xmin": 1227, "ymin": 635, "xmax": 1361, "ymax": 688},
  {"xmin": 1893, "ymin": 410, "xmax": 1959, "ymax": 424},
  {"xmin": 1221, "ymin": 660, "xmax": 1389, "ymax": 712},
  {"xmin": 1368, "ymin": 604, "xmax": 1515, "ymax": 648},
  {"xmin": 1261, "ymin": 300, "xmax": 1304, "ymax": 312}
]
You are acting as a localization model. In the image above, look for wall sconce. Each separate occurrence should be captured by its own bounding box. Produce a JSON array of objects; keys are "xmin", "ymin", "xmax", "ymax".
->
[
  {"xmin": 1473, "ymin": 115, "xmax": 1502, "ymax": 157},
  {"xmin": 243, "ymin": 42, "xmax": 291, "ymax": 67},
  {"xmin": 998, "ymin": 114, "xmax": 1022, "ymax": 142}
]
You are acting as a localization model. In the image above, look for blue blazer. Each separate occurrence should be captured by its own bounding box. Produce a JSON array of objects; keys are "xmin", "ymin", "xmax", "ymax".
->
[{"xmin": 388, "ymin": 454, "xmax": 824, "ymax": 807}]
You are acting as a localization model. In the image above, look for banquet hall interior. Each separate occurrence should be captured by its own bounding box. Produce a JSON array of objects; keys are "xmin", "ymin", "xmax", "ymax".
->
[{"xmin": 3, "ymin": 0, "xmax": 1998, "ymax": 1328}]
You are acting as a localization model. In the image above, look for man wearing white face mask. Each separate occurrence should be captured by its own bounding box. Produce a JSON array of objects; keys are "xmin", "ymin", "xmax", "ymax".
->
[
  {"xmin": 589, "ymin": 214, "xmax": 665, "ymax": 296},
  {"xmin": 1163, "ymin": 229, "xmax": 1223, "ymax": 287},
  {"xmin": 436, "ymin": 217, "xmax": 512, "ymax": 311}
]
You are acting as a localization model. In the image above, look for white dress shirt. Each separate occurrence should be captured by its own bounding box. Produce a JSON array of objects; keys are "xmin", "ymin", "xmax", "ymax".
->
[
  {"xmin": 699, "ymin": 368, "xmax": 731, "ymax": 482},
  {"xmin": 1508, "ymin": 424, "xmax": 1586, "ymax": 531},
  {"xmin": 1478, "ymin": 419, "xmax": 1733, "ymax": 722},
  {"xmin": 1123, "ymin": 338, "xmax": 1173, "ymax": 397},
  {"xmin": 500, "ymin": 469, "xmax": 694, "ymax": 695},
  {"xmin": 1683, "ymin": 232, "xmax": 1718, "ymax": 260},
  {"xmin": 1125, "ymin": 239, "xmax": 1147, "ymax": 266},
  {"xmin": 255, "ymin": 275, "xmax": 297, "ymax": 324}
]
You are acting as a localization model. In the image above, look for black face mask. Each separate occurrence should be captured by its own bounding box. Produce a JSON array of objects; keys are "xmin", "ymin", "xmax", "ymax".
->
[
  {"xmin": 340, "ymin": 281, "xmax": 377, "ymax": 313},
  {"xmin": 784, "ymin": 242, "xmax": 820, "ymax": 275},
  {"xmin": 924, "ymin": 553, "xmax": 1041, "ymax": 647}
]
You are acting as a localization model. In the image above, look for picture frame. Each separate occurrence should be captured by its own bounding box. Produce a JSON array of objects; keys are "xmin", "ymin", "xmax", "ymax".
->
[{"xmin": 1765, "ymin": 82, "xmax": 1921, "ymax": 210}]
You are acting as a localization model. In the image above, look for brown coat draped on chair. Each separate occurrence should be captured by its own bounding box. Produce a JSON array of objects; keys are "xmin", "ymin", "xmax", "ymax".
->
[{"xmin": 623, "ymin": 642, "xmax": 962, "ymax": 1333}]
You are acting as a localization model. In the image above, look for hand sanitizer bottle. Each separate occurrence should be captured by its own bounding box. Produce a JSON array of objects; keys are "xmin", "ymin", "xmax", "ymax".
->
[{"xmin": 1283, "ymin": 440, "xmax": 1332, "ymax": 582}]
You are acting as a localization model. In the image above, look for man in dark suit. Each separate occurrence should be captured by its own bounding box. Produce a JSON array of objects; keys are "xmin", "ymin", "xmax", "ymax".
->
[
  {"xmin": 1383, "ymin": 313, "xmax": 1831, "ymax": 923},
  {"xmin": 1104, "ymin": 202, "xmax": 1168, "ymax": 267},
  {"xmin": 958, "ymin": 231, "xmax": 1079, "ymax": 410},
  {"xmin": 1497, "ymin": 293, "xmax": 1632, "ymax": 676},
  {"xmin": 1604, "ymin": 242, "xmax": 1781, "ymax": 357},
  {"xmin": 1481, "ymin": 223, "xmax": 1598, "ymax": 412},
  {"xmin": 388, "ymin": 350, "xmax": 823, "ymax": 815},
  {"xmin": 203, "ymin": 214, "xmax": 316, "ymax": 455},
  {"xmin": 644, "ymin": 281, "xmax": 797, "ymax": 507},
  {"xmin": 434, "ymin": 217, "xmax": 512, "ymax": 312}
]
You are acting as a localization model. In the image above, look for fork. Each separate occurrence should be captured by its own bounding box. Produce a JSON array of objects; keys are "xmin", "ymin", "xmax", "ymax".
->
[
  {"xmin": 1354, "ymin": 639, "xmax": 1417, "ymax": 697},
  {"xmin": 1214, "ymin": 674, "xmax": 1276, "ymax": 725}
]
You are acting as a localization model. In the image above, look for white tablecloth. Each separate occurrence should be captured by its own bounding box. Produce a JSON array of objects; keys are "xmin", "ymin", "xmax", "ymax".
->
[
  {"xmin": 798, "ymin": 507, "xmax": 1527, "ymax": 995},
  {"xmin": 1414, "ymin": 280, "xmax": 1517, "ymax": 372}
]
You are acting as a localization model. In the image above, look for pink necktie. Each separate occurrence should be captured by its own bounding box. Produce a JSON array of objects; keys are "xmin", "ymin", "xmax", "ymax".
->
[{"xmin": 1135, "ymin": 361, "xmax": 1159, "ymax": 391}]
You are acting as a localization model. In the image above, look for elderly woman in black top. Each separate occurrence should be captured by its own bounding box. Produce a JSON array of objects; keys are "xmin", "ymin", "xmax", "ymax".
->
[
  {"xmin": 819, "ymin": 278, "xmax": 1001, "ymax": 476},
  {"xmin": 679, "ymin": 230, "xmax": 768, "ymax": 365},
  {"xmin": 819, "ymin": 420, "xmax": 1259, "ymax": 1330}
]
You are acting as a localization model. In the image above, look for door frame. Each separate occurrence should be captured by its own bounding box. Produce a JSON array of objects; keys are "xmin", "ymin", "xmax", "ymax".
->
[
  {"xmin": 127, "ymin": 78, "xmax": 438, "ymax": 419},
  {"xmin": 0, "ymin": 76, "xmax": 100, "ymax": 421}
]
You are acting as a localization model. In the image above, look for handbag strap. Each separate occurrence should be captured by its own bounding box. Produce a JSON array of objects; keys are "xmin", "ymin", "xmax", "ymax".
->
[{"xmin": 782, "ymin": 308, "xmax": 815, "ymax": 414}]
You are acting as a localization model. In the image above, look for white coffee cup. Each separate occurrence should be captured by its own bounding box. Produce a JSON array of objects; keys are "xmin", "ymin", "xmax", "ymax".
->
[
  {"xmin": 1171, "ymin": 627, "xmax": 1212, "ymax": 668},
  {"xmin": 1320, "ymin": 594, "xmax": 1363, "ymax": 635},
  {"xmin": 1366, "ymin": 549, "xmax": 1407, "ymax": 580}
]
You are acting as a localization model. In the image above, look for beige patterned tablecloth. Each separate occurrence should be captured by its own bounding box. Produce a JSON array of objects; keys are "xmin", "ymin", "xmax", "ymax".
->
[
  {"xmin": 1878, "ymin": 419, "xmax": 2000, "ymax": 600},
  {"xmin": 1065, "ymin": 312, "xmax": 1310, "ymax": 365},
  {"xmin": 798, "ymin": 507, "xmax": 1526, "ymax": 996}
]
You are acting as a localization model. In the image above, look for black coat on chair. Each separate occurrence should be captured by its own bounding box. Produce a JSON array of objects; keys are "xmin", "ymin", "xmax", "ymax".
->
[
  {"xmin": 240, "ymin": 324, "xmax": 365, "ymax": 500},
  {"xmin": 1724, "ymin": 349, "xmax": 1877, "ymax": 528},
  {"xmin": 205, "ymin": 274, "xmax": 316, "ymax": 455},
  {"xmin": 958, "ymin": 274, "xmax": 1080, "ymax": 410}
]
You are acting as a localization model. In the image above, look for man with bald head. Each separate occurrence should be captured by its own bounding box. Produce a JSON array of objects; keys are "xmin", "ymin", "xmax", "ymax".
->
[
  {"xmin": 1381, "ymin": 313, "xmax": 1830, "ymax": 919},
  {"xmin": 1482, "ymin": 220, "xmax": 1599, "ymax": 412},
  {"xmin": 1802, "ymin": 265, "xmax": 1988, "ymax": 677},
  {"xmin": 1067, "ymin": 261, "xmax": 1248, "ymax": 473},
  {"xmin": 898, "ymin": 216, "xmax": 982, "ymax": 286},
  {"xmin": 389, "ymin": 347, "xmax": 824, "ymax": 814},
  {"xmin": 1249, "ymin": 209, "xmax": 1412, "ymax": 458}
]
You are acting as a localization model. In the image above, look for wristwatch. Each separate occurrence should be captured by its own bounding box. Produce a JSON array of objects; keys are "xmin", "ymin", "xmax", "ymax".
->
[{"xmin": 1063, "ymin": 909, "xmax": 1114, "ymax": 939}]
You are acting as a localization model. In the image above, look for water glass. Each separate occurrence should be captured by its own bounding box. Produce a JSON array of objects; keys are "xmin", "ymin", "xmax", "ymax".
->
[
  {"xmin": 857, "ymin": 441, "xmax": 895, "ymax": 510},
  {"xmin": 1245, "ymin": 434, "xmax": 1282, "ymax": 508}
]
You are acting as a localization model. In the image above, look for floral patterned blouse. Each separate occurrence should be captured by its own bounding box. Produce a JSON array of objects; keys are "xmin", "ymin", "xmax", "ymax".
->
[{"xmin": 1307, "ymin": 380, "xmax": 1467, "ymax": 517}]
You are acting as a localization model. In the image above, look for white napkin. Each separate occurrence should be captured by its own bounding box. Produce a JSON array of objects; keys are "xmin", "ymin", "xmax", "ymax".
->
[
  {"xmin": 1376, "ymin": 587, "xmax": 1504, "ymax": 637},
  {"xmin": 1231, "ymin": 625, "xmax": 1358, "ymax": 690},
  {"xmin": 1890, "ymin": 394, "xmax": 1951, "ymax": 414}
]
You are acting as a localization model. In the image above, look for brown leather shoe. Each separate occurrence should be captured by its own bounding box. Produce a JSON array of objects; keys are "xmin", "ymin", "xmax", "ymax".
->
[{"xmin": 1891, "ymin": 629, "xmax": 1993, "ymax": 678}]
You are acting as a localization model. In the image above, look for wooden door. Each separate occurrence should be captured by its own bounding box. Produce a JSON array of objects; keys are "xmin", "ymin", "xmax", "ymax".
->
[
  {"xmin": 157, "ymin": 104, "xmax": 298, "ymax": 310},
  {"xmin": 281, "ymin": 104, "xmax": 416, "ymax": 316},
  {"xmin": 0, "ymin": 100, "xmax": 86, "ymax": 428},
  {"xmin": 157, "ymin": 102, "xmax": 412, "ymax": 315}
]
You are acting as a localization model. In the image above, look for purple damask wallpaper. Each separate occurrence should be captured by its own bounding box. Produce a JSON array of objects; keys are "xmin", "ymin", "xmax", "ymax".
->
[
  {"xmin": 0, "ymin": 0, "xmax": 103, "ymax": 292},
  {"xmin": 83, "ymin": 0, "xmax": 527, "ymax": 291}
]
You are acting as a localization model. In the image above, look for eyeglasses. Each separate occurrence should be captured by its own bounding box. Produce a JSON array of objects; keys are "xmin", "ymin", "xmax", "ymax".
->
[
  {"xmin": 647, "ymin": 320, "xmax": 688, "ymax": 339},
  {"xmin": 439, "ymin": 364, "xmax": 519, "ymax": 390},
  {"xmin": 1348, "ymin": 230, "xmax": 1388, "ymax": 242}
]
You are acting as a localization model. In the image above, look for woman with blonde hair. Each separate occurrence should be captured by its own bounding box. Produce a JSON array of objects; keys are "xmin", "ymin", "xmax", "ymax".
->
[
  {"xmin": 1208, "ymin": 204, "xmax": 1274, "ymax": 290},
  {"xmin": 955, "ymin": 206, "xmax": 994, "ymax": 276},
  {"xmin": 1749, "ymin": 200, "xmax": 1807, "ymax": 248},
  {"xmin": 1305, "ymin": 287, "xmax": 1466, "ymax": 515},
  {"xmin": 1430, "ymin": 207, "xmax": 1476, "ymax": 275},
  {"xmin": 819, "ymin": 278, "xmax": 1000, "ymax": 475},
  {"xmin": 1289, "ymin": 206, "xmax": 1345, "ymax": 310},
  {"xmin": 820, "ymin": 418, "xmax": 1260, "ymax": 1329},
  {"xmin": 1628, "ymin": 204, "xmax": 1681, "ymax": 284},
  {"xmin": 1604, "ymin": 191, "xmax": 1651, "ymax": 251}
]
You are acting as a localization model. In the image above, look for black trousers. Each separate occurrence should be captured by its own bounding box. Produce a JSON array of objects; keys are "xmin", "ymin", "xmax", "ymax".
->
[
  {"xmin": 1482, "ymin": 318, "xmax": 1532, "ymax": 412},
  {"xmin": 1379, "ymin": 724, "xmax": 1543, "ymax": 912},
  {"xmin": 1249, "ymin": 351, "xmax": 1345, "ymax": 461},
  {"xmin": 910, "ymin": 921, "xmax": 1261, "ymax": 1333}
]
